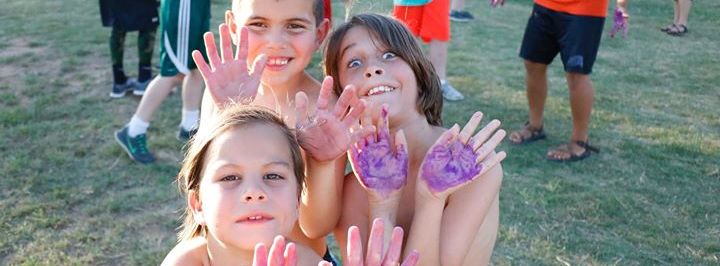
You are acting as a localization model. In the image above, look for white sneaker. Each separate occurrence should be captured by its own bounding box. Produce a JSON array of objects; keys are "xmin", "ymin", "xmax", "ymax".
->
[{"xmin": 441, "ymin": 81, "xmax": 465, "ymax": 101}]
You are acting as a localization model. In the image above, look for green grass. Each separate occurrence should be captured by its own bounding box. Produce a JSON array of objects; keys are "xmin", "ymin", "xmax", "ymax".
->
[{"xmin": 1, "ymin": 0, "xmax": 719, "ymax": 265}]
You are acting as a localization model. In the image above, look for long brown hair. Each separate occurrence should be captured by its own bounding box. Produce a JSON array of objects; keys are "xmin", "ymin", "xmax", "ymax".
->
[
  {"xmin": 323, "ymin": 13, "xmax": 443, "ymax": 126},
  {"xmin": 176, "ymin": 105, "xmax": 306, "ymax": 240}
]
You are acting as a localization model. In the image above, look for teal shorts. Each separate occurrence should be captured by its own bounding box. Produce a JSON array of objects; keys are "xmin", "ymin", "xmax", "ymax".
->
[{"xmin": 159, "ymin": 0, "xmax": 210, "ymax": 77}]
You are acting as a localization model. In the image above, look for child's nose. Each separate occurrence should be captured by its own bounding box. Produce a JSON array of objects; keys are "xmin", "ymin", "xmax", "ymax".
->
[
  {"xmin": 241, "ymin": 187, "xmax": 267, "ymax": 202},
  {"xmin": 364, "ymin": 66, "xmax": 384, "ymax": 78},
  {"xmin": 265, "ymin": 30, "xmax": 288, "ymax": 50}
]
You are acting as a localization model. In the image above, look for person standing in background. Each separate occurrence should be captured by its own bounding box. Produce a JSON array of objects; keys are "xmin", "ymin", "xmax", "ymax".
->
[
  {"xmin": 100, "ymin": 0, "xmax": 159, "ymax": 98},
  {"xmin": 661, "ymin": 0, "xmax": 693, "ymax": 36}
]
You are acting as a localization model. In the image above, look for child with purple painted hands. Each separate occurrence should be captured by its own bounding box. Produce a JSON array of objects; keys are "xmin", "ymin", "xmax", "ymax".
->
[{"xmin": 324, "ymin": 14, "xmax": 507, "ymax": 266}]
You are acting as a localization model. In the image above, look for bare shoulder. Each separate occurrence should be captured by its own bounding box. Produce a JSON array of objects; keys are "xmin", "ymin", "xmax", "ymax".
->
[{"xmin": 161, "ymin": 237, "xmax": 210, "ymax": 266}]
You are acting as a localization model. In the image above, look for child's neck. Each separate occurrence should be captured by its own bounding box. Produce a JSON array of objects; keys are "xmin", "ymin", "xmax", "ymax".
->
[
  {"xmin": 206, "ymin": 237, "xmax": 255, "ymax": 266},
  {"xmin": 257, "ymin": 71, "xmax": 314, "ymax": 106},
  {"xmin": 390, "ymin": 112, "xmax": 441, "ymax": 163}
]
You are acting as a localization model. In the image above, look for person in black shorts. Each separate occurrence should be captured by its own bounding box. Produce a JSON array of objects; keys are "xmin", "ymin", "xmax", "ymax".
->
[{"xmin": 509, "ymin": 0, "xmax": 628, "ymax": 162}]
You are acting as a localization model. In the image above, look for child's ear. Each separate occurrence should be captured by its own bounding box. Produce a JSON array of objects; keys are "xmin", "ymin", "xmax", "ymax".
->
[
  {"xmin": 225, "ymin": 10, "xmax": 238, "ymax": 44},
  {"xmin": 315, "ymin": 18, "xmax": 331, "ymax": 48},
  {"xmin": 188, "ymin": 190, "xmax": 206, "ymax": 226}
]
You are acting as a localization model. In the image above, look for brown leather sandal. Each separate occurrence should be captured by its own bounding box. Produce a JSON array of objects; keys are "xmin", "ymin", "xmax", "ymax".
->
[
  {"xmin": 547, "ymin": 140, "xmax": 599, "ymax": 162},
  {"xmin": 509, "ymin": 121, "xmax": 546, "ymax": 145}
]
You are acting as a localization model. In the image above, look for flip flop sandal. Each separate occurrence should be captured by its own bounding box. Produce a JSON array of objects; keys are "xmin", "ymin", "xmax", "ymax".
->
[
  {"xmin": 667, "ymin": 24, "xmax": 689, "ymax": 36},
  {"xmin": 509, "ymin": 121, "xmax": 546, "ymax": 145},
  {"xmin": 660, "ymin": 24, "xmax": 676, "ymax": 32},
  {"xmin": 547, "ymin": 140, "xmax": 599, "ymax": 162}
]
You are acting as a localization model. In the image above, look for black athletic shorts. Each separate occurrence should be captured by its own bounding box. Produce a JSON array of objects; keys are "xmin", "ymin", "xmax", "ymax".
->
[{"xmin": 519, "ymin": 4, "xmax": 605, "ymax": 74}]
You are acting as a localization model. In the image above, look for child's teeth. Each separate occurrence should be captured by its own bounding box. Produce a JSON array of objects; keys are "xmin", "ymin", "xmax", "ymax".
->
[{"xmin": 368, "ymin": 86, "xmax": 395, "ymax": 96}]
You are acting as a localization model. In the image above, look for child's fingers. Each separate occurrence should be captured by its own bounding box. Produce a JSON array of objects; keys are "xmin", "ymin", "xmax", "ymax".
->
[
  {"xmin": 471, "ymin": 119, "xmax": 501, "ymax": 151},
  {"xmin": 378, "ymin": 104, "xmax": 390, "ymax": 142},
  {"xmin": 346, "ymin": 226, "xmax": 364, "ymax": 266},
  {"xmin": 475, "ymin": 129, "xmax": 506, "ymax": 162},
  {"xmin": 459, "ymin": 112, "xmax": 483, "ymax": 145},
  {"xmin": 316, "ymin": 76, "xmax": 334, "ymax": 110},
  {"xmin": 249, "ymin": 54, "xmax": 267, "ymax": 85},
  {"xmin": 400, "ymin": 250, "xmax": 420, "ymax": 266},
  {"xmin": 394, "ymin": 129, "xmax": 408, "ymax": 157},
  {"xmin": 253, "ymin": 243, "xmax": 268, "ymax": 266},
  {"xmin": 433, "ymin": 124, "xmax": 460, "ymax": 149},
  {"xmin": 334, "ymin": 85, "xmax": 357, "ymax": 118},
  {"xmin": 382, "ymin": 227, "xmax": 404, "ymax": 266},
  {"xmin": 192, "ymin": 50, "xmax": 213, "ymax": 85},
  {"xmin": 294, "ymin": 91, "xmax": 310, "ymax": 125},
  {"xmin": 219, "ymin": 24, "xmax": 234, "ymax": 63},
  {"xmin": 476, "ymin": 151, "xmax": 507, "ymax": 177},
  {"xmin": 318, "ymin": 261, "xmax": 333, "ymax": 266},
  {"xmin": 342, "ymin": 99, "xmax": 366, "ymax": 128},
  {"xmin": 366, "ymin": 218, "xmax": 385, "ymax": 266},
  {"xmin": 203, "ymin": 32, "xmax": 220, "ymax": 70},
  {"xmin": 268, "ymin": 235, "xmax": 286, "ymax": 266},
  {"xmin": 236, "ymin": 26, "xmax": 250, "ymax": 62},
  {"xmin": 284, "ymin": 242, "xmax": 297, "ymax": 266}
]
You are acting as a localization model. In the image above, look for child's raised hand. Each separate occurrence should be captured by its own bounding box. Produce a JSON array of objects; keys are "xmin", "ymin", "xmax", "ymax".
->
[
  {"xmin": 348, "ymin": 105, "xmax": 409, "ymax": 199},
  {"xmin": 418, "ymin": 112, "xmax": 507, "ymax": 200},
  {"xmin": 295, "ymin": 77, "xmax": 367, "ymax": 162},
  {"xmin": 252, "ymin": 236, "xmax": 297, "ymax": 266},
  {"xmin": 345, "ymin": 219, "xmax": 420, "ymax": 266},
  {"xmin": 192, "ymin": 24, "xmax": 267, "ymax": 107}
]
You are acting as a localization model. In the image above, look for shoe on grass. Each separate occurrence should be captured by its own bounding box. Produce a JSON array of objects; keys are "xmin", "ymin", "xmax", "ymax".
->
[
  {"xmin": 132, "ymin": 78, "xmax": 152, "ymax": 96},
  {"xmin": 177, "ymin": 126, "xmax": 198, "ymax": 142},
  {"xmin": 441, "ymin": 81, "xmax": 465, "ymax": 101},
  {"xmin": 110, "ymin": 78, "xmax": 136, "ymax": 98},
  {"xmin": 114, "ymin": 126, "xmax": 156, "ymax": 164},
  {"xmin": 450, "ymin": 10, "xmax": 474, "ymax": 22}
]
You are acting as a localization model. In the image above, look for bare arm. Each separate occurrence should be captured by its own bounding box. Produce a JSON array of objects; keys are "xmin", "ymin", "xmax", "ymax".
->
[{"xmin": 299, "ymin": 156, "xmax": 348, "ymax": 238}]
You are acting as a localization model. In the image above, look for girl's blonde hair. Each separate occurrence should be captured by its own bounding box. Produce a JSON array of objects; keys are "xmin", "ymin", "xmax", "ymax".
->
[{"xmin": 176, "ymin": 105, "xmax": 306, "ymax": 240}]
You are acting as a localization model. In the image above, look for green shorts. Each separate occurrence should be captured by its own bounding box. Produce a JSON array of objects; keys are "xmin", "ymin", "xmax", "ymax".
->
[{"xmin": 159, "ymin": 0, "xmax": 210, "ymax": 77}]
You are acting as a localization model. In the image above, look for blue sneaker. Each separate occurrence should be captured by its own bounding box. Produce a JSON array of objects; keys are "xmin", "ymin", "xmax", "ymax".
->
[
  {"xmin": 110, "ymin": 78, "xmax": 136, "ymax": 98},
  {"xmin": 441, "ymin": 80, "xmax": 465, "ymax": 101},
  {"xmin": 177, "ymin": 126, "xmax": 198, "ymax": 142},
  {"xmin": 114, "ymin": 126, "xmax": 156, "ymax": 164},
  {"xmin": 132, "ymin": 78, "xmax": 151, "ymax": 96},
  {"xmin": 450, "ymin": 10, "xmax": 474, "ymax": 22}
]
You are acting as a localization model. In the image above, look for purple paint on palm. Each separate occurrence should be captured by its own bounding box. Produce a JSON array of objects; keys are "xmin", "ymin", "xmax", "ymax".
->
[
  {"xmin": 350, "ymin": 107, "xmax": 408, "ymax": 193},
  {"xmin": 421, "ymin": 140, "xmax": 482, "ymax": 193}
]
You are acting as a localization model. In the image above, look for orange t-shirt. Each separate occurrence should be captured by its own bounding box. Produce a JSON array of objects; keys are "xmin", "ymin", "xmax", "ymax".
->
[{"xmin": 535, "ymin": 0, "xmax": 609, "ymax": 17}]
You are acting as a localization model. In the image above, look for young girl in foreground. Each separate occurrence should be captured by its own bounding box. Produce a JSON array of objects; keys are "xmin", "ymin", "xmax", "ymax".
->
[
  {"xmin": 161, "ymin": 105, "xmax": 418, "ymax": 266},
  {"xmin": 323, "ymin": 14, "xmax": 507, "ymax": 266}
]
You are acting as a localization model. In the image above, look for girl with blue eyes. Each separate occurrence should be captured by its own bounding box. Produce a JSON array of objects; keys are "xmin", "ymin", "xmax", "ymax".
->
[
  {"xmin": 323, "ymin": 14, "xmax": 507, "ymax": 265},
  {"xmin": 163, "ymin": 105, "xmax": 419, "ymax": 266}
]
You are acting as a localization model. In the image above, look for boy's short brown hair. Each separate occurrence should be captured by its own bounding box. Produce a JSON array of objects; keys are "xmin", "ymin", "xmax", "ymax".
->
[
  {"xmin": 232, "ymin": 0, "xmax": 325, "ymax": 26},
  {"xmin": 176, "ymin": 105, "xmax": 306, "ymax": 240},
  {"xmin": 323, "ymin": 13, "xmax": 443, "ymax": 126}
]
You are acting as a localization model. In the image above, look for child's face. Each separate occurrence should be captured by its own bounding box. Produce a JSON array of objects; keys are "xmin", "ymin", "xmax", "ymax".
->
[
  {"xmin": 193, "ymin": 124, "xmax": 299, "ymax": 250},
  {"xmin": 228, "ymin": 0, "xmax": 327, "ymax": 88},
  {"xmin": 337, "ymin": 27, "xmax": 419, "ymax": 121}
]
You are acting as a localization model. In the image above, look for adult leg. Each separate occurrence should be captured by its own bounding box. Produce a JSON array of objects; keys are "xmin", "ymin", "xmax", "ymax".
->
[
  {"xmin": 137, "ymin": 28, "xmax": 157, "ymax": 83},
  {"xmin": 428, "ymin": 40, "xmax": 448, "ymax": 80},
  {"xmin": 451, "ymin": 0, "xmax": 465, "ymax": 11},
  {"xmin": 134, "ymin": 75, "xmax": 182, "ymax": 123},
  {"xmin": 509, "ymin": 60, "xmax": 548, "ymax": 143},
  {"xmin": 547, "ymin": 72, "xmax": 594, "ymax": 160},
  {"xmin": 677, "ymin": 0, "xmax": 692, "ymax": 26}
]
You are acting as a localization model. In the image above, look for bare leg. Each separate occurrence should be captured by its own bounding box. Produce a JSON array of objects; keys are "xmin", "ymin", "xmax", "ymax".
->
[
  {"xmin": 181, "ymin": 69, "xmax": 204, "ymax": 111},
  {"xmin": 428, "ymin": 40, "xmax": 448, "ymax": 80},
  {"xmin": 451, "ymin": 0, "xmax": 465, "ymax": 11},
  {"xmin": 134, "ymin": 75, "xmax": 182, "ymax": 122},
  {"xmin": 509, "ymin": 60, "xmax": 549, "ymax": 143},
  {"xmin": 677, "ymin": 0, "xmax": 692, "ymax": 26},
  {"xmin": 547, "ymin": 72, "xmax": 594, "ymax": 159}
]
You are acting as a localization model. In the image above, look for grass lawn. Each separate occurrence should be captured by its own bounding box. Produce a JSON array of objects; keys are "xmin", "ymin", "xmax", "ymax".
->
[{"xmin": 1, "ymin": 0, "xmax": 718, "ymax": 265}]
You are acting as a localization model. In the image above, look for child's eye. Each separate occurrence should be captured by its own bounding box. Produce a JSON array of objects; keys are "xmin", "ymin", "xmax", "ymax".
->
[
  {"xmin": 247, "ymin": 22, "xmax": 267, "ymax": 30},
  {"xmin": 264, "ymin": 173, "xmax": 285, "ymax": 180},
  {"xmin": 220, "ymin": 175, "xmax": 241, "ymax": 181},
  {"xmin": 287, "ymin": 23, "xmax": 306, "ymax": 32},
  {"xmin": 382, "ymin": 52, "xmax": 397, "ymax": 60},
  {"xmin": 347, "ymin": 59, "xmax": 362, "ymax": 68}
]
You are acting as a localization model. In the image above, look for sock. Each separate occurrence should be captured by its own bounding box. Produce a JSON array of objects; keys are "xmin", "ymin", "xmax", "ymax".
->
[
  {"xmin": 138, "ymin": 64, "xmax": 153, "ymax": 82},
  {"xmin": 127, "ymin": 116, "xmax": 150, "ymax": 137},
  {"xmin": 181, "ymin": 109, "xmax": 200, "ymax": 131},
  {"xmin": 113, "ymin": 65, "xmax": 128, "ymax": 85},
  {"xmin": 440, "ymin": 79, "xmax": 448, "ymax": 86}
]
